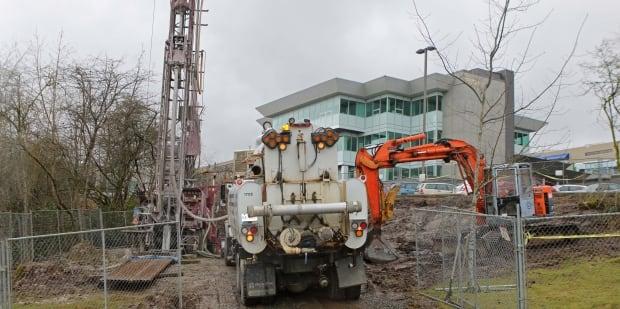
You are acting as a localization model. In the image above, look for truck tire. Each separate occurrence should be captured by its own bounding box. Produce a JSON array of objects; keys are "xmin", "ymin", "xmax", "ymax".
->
[
  {"xmin": 224, "ymin": 237, "xmax": 235, "ymax": 266},
  {"xmin": 327, "ymin": 267, "xmax": 361, "ymax": 300},
  {"xmin": 344, "ymin": 285, "xmax": 361, "ymax": 300}
]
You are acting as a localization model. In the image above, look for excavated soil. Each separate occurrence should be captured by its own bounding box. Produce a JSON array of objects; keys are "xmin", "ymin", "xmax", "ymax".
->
[{"xmin": 12, "ymin": 193, "xmax": 618, "ymax": 308}]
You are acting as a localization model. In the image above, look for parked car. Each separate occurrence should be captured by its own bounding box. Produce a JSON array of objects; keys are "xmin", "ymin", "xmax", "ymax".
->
[
  {"xmin": 417, "ymin": 183, "xmax": 455, "ymax": 195},
  {"xmin": 586, "ymin": 183, "xmax": 620, "ymax": 192},
  {"xmin": 398, "ymin": 182, "xmax": 420, "ymax": 196},
  {"xmin": 453, "ymin": 183, "xmax": 472, "ymax": 195},
  {"xmin": 552, "ymin": 184, "xmax": 587, "ymax": 193}
]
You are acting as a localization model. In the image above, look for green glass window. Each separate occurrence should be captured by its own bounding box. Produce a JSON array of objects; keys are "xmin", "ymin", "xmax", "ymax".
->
[
  {"xmin": 404, "ymin": 101, "xmax": 411, "ymax": 116},
  {"xmin": 366, "ymin": 103, "xmax": 373, "ymax": 117},
  {"xmin": 437, "ymin": 95, "xmax": 443, "ymax": 111},
  {"xmin": 402, "ymin": 168, "xmax": 410, "ymax": 179},
  {"xmin": 437, "ymin": 130, "xmax": 442, "ymax": 140},
  {"xmin": 388, "ymin": 98, "xmax": 396, "ymax": 112},
  {"xmin": 380, "ymin": 98, "xmax": 387, "ymax": 113},
  {"xmin": 349, "ymin": 101, "xmax": 357, "ymax": 116},
  {"xmin": 426, "ymin": 131, "xmax": 435, "ymax": 143},
  {"xmin": 412, "ymin": 100, "xmax": 422, "ymax": 116},
  {"xmin": 428, "ymin": 96, "xmax": 437, "ymax": 111},
  {"xmin": 387, "ymin": 168, "xmax": 394, "ymax": 181},
  {"xmin": 340, "ymin": 99, "xmax": 348, "ymax": 114},
  {"xmin": 356, "ymin": 102, "xmax": 366, "ymax": 117},
  {"xmin": 365, "ymin": 135, "xmax": 371, "ymax": 146},
  {"xmin": 395, "ymin": 99, "xmax": 403, "ymax": 114},
  {"xmin": 372, "ymin": 100, "xmax": 380, "ymax": 115}
]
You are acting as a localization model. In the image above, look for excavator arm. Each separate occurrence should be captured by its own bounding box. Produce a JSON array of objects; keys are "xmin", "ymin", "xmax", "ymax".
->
[{"xmin": 355, "ymin": 133, "xmax": 486, "ymax": 226}]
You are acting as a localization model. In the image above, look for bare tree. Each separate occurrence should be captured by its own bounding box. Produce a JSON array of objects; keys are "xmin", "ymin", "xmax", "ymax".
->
[
  {"xmin": 581, "ymin": 36, "xmax": 620, "ymax": 170},
  {"xmin": 411, "ymin": 0, "xmax": 584, "ymax": 205},
  {"xmin": 0, "ymin": 37, "xmax": 157, "ymax": 212}
]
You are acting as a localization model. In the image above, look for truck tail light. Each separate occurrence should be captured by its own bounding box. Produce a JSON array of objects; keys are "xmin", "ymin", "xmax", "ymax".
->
[
  {"xmin": 246, "ymin": 233, "xmax": 254, "ymax": 242},
  {"xmin": 359, "ymin": 222, "xmax": 367, "ymax": 230},
  {"xmin": 355, "ymin": 228, "xmax": 363, "ymax": 237}
]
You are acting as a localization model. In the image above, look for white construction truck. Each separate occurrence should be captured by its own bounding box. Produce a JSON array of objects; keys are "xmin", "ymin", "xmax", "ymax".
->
[{"xmin": 223, "ymin": 119, "xmax": 369, "ymax": 305}]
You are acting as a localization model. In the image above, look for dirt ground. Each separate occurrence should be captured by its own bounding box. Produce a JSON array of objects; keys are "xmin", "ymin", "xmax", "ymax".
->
[{"xmin": 12, "ymin": 192, "xmax": 618, "ymax": 308}]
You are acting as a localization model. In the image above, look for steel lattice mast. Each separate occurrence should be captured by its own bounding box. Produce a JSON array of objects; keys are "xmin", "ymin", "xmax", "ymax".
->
[{"xmin": 155, "ymin": 0, "xmax": 205, "ymax": 250}]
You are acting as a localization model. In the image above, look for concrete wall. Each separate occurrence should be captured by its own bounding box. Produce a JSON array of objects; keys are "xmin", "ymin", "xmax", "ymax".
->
[{"xmin": 442, "ymin": 72, "xmax": 509, "ymax": 165}]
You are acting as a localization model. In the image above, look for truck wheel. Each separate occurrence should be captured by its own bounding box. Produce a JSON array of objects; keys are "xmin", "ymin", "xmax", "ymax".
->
[
  {"xmin": 224, "ymin": 238, "xmax": 235, "ymax": 266},
  {"xmin": 344, "ymin": 285, "xmax": 361, "ymax": 300},
  {"xmin": 327, "ymin": 267, "xmax": 362, "ymax": 300}
]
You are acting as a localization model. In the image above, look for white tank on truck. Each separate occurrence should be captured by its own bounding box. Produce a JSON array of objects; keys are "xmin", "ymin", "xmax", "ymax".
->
[{"xmin": 223, "ymin": 119, "xmax": 370, "ymax": 305}]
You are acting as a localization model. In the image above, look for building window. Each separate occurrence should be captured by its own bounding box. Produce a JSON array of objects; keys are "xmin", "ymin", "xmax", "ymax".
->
[
  {"xmin": 404, "ymin": 100, "xmax": 411, "ymax": 115},
  {"xmin": 412, "ymin": 99, "xmax": 422, "ymax": 116},
  {"xmin": 340, "ymin": 98, "xmax": 366, "ymax": 117},
  {"xmin": 380, "ymin": 98, "xmax": 387, "ymax": 113},
  {"xmin": 514, "ymin": 132, "xmax": 530, "ymax": 146},
  {"xmin": 428, "ymin": 96, "xmax": 437, "ymax": 111}
]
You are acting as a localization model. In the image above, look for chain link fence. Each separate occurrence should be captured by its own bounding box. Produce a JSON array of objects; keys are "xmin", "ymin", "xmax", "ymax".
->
[
  {"xmin": 413, "ymin": 208, "xmax": 620, "ymax": 308},
  {"xmin": 523, "ymin": 213, "xmax": 620, "ymax": 308},
  {"xmin": 414, "ymin": 208, "xmax": 521, "ymax": 308},
  {"xmin": 1, "ymin": 221, "xmax": 183, "ymax": 309}
]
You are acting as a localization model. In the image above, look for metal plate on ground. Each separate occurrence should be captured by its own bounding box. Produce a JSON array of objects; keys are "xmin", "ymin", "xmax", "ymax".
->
[{"xmin": 106, "ymin": 258, "xmax": 173, "ymax": 282}]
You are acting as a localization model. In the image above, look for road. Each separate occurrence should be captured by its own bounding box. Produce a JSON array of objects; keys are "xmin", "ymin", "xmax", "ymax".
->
[{"xmin": 180, "ymin": 257, "xmax": 412, "ymax": 309}]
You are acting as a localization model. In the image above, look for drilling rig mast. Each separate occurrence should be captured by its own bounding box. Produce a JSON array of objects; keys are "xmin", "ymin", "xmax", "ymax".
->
[{"xmin": 154, "ymin": 0, "xmax": 206, "ymax": 251}]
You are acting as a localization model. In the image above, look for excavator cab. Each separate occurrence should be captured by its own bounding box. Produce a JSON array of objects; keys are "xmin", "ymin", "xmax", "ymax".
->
[{"xmin": 486, "ymin": 163, "xmax": 551, "ymax": 218}]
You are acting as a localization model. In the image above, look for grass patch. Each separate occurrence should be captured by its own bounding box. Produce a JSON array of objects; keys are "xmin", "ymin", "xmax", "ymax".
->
[
  {"xmin": 14, "ymin": 293, "xmax": 143, "ymax": 309},
  {"xmin": 422, "ymin": 257, "xmax": 620, "ymax": 308}
]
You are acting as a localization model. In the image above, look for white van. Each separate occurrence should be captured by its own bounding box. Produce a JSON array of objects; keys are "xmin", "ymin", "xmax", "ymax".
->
[{"xmin": 417, "ymin": 183, "xmax": 455, "ymax": 195}]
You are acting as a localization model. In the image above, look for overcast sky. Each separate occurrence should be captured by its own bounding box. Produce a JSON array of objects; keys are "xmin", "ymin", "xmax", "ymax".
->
[{"xmin": 2, "ymin": 0, "xmax": 618, "ymax": 163}]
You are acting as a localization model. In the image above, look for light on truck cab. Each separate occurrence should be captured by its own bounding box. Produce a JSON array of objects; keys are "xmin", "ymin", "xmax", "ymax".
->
[
  {"xmin": 311, "ymin": 128, "xmax": 339, "ymax": 148},
  {"xmin": 262, "ymin": 129, "xmax": 291, "ymax": 149}
]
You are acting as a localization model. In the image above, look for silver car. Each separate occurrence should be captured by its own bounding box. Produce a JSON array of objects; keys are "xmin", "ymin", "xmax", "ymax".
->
[
  {"xmin": 586, "ymin": 183, "xmax": 620, "ymax": 192},
  {"xmin": 552, "ymin": 185, "xmax": 587, "ymax": 193}
]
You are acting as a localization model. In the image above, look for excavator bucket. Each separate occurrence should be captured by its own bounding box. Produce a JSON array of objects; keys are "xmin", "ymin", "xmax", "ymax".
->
[
  {"xmin": 364, "ymin": 230, "xmax": 399, "ymax": 263},
  {"xmin": 364, "ymin": 185, "xmax": 399, "ymax": 264}
]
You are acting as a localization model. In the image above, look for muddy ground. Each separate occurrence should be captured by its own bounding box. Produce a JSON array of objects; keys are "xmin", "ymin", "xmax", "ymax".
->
[{"xmin": 13, "ymin": 192, "xmax": 618, "ymax": 308}]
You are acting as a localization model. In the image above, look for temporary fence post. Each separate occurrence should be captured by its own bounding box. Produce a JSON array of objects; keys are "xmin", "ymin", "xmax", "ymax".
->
[
  {"xmin": 28, "ymin": 212, "xmax": 34, "ymax": 263},
  {"xmin": 176, "ymin": 220, "xmax": 183, "ymax": 308},
  {"xmin": 100, "ymin": 221, "xmax": 108, "ymax": 309},
  {"xmin": 56, "ymin": 211, "xmax": 62, "ymax": 256},
  {"xmin": 515, "ymin": 210, "xmax": 527, "ymax": 309},
  {"xmin": 414, "ymin": 209, "xmax": 421, "ymax": 286},
  {"xmin": 6, "ymin": 240, "xmax": 12, "ymax": 309}
]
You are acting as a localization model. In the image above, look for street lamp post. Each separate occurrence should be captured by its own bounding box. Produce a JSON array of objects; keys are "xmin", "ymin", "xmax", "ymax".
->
[{"xmin": 416, "ymin": 46, "xmax": 435, "ymax": 180}]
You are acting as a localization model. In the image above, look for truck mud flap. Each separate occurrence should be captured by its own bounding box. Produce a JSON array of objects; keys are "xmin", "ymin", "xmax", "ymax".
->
[
  {"xmin": 245, "ymin": 263, "xmax": 276, "ymax": 297},
  {"xmin": 335, "ymin": 254, "xmax": 367, "ymax": 288}
]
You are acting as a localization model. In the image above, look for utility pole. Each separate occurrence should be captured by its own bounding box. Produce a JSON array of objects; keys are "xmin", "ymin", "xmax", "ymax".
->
[{"xmin": 416, "ymin": 46, "xmax": 435, "ymax": 179}]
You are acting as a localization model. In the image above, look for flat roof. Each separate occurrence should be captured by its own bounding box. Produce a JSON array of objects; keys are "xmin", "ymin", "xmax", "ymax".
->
[
  {"xmin": 515, "ymin": 115, "xmax": 547, "ymax": 132},
  {"xmin": 256, "ymin": 74, "xmax": 453, "ymax": 117},
  {"xmin": 256, "ymin": 69, "xmax": 512, "ymax": 117}
]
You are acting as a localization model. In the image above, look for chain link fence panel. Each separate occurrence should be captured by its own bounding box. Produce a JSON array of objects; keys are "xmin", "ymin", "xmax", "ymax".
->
[
  {"xmin": 414, "ymin": 208, "xmax": 520, "ymax": 308},
  {"xmin": 4, "ymin": 222, "xmax": 182, "ymax": 309}
]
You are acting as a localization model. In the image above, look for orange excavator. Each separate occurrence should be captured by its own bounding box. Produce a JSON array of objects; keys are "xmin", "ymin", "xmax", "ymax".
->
[{"xmin": 356, "ymin": 133, "xmax": 555, "ymax": 263}]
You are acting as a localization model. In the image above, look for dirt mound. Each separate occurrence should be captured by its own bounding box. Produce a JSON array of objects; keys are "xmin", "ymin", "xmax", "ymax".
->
[{"xmin": 13, "ymin": 261, "xmax": 97, "ymax": 299}]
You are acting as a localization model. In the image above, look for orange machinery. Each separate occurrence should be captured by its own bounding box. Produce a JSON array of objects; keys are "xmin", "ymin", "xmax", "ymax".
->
[{"xmin": 355, "ymin": 133, "xmax": 554, "ymax": 262}]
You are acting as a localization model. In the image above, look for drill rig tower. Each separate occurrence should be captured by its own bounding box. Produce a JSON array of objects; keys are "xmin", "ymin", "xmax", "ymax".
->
[{"xmin": 154, "ymin": 0, "xmax": 206, "ymax": 251}]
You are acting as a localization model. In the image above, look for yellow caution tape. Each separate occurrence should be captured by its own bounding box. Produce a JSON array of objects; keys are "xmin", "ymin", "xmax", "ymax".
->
[{"xmin": 526, "ymin": 232, "xmax": 620, "ymax": 241}]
